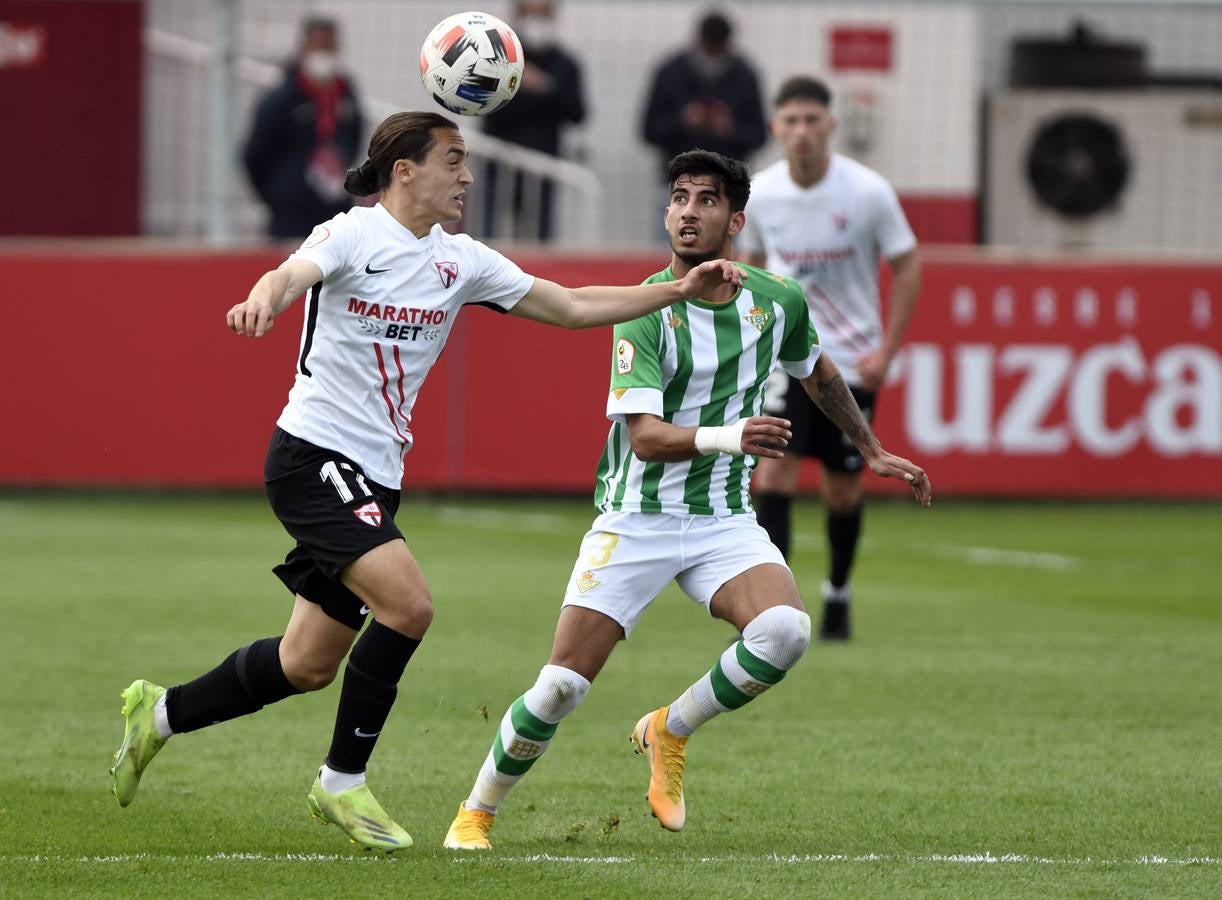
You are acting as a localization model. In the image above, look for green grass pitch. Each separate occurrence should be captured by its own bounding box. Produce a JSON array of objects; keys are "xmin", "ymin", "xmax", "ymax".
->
[{"xmin": 1, "ymin": 493, "xmax": 1219, "ymax": 898}]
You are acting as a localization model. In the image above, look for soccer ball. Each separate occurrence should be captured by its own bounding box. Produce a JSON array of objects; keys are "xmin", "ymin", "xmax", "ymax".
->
[{"xmin": 420, "ymin": 11, "xmax": 524, "ymax": 117}]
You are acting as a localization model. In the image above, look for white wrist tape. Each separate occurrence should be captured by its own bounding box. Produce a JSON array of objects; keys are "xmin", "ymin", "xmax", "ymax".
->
[{"xmin": 694, "ymin": 419, "xmax": 747, "ymax": 456}]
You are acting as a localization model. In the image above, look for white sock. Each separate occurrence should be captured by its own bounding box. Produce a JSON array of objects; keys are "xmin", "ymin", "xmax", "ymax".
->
[
  {"xmin": 153, "ymin": 694, "xmax": 173, "ymax": 740},
  {"xmin": 319, "ymin": 764, "xmax": 366, "ymax": 793}
]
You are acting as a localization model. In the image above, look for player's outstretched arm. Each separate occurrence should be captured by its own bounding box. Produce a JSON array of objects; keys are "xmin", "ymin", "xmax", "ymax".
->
[
  {"xmin": 799, "ymin": 353, "xmax": 933, "ymax": 507},
  {"xmin": 510, "ymin": 260, "xmax": 744, "ymax": 329},
  {"xmin": 625, "ymin": 413, "xmax": 792, "ymax": 463},
  {"xmin": 226, "ymin": 259, "xmax": 324, "ymax": 337}
]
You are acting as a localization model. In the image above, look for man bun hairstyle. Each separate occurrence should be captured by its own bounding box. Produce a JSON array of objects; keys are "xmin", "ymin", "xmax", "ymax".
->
[
  {"xmin": 774, "ymin": 75, "xmax": 832, "ymax": 109},
  {"xmin": 666, "ymin": 149, "xmax": 751, "ymax": 212},
  {"xmin": 343, "ymin": 111, "xmax": 460, "ymax": 196}
]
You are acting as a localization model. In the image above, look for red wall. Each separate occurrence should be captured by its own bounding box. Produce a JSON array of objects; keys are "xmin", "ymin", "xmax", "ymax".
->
[
  {"xmin": 0, "ymin": 1, "xmax": 143, "ymax": 235},
  {"xmin": 1, "ymin": 246, "xmax": 1219, "ymax": 497}
]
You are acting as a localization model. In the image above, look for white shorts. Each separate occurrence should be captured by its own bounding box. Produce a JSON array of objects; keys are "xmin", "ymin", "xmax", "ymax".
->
[{"xmin": 561, "ymin": 510, "xmax": 789, "ymax": 637}]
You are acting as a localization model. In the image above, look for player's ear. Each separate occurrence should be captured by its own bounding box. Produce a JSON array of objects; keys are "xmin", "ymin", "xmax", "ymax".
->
[
  {"xmin": 727, "ymin": 210, "xmax": 746, "ymax": 237},
  {"xmin": 393, "ymin": 158, "xmax": 414, "ymax": 184}
]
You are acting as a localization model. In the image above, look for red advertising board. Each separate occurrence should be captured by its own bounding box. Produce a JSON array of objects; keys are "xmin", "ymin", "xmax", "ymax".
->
[
  {"xmin": 869, "ymin": 259, "xmax": 1221, "ymax": 496},
  {"xmin": 829, "ymin": 27, "xmax": 893, "ymax": 72},
  {"xmin": 0, "ymin": 1, "xmax": 143, "ymax": 235},
  {"xmin": 0, "ymin": 248, "xmax": 1218, "ymax": 497}
]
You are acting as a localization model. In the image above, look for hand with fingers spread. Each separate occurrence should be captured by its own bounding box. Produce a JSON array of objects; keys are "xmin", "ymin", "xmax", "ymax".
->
[{"xmin": 866, "ymin": 451, "xmax": 933, "ymax": 507}]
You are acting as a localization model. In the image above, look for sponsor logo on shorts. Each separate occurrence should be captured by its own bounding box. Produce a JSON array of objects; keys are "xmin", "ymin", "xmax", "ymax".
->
[
  {"xmin": 359, "ymin": 605, "xmax": 370, "ymax": 616},
  {"xmin": 574, "ymin": 570, "xmax": 602, "ymax": 593},
  {"xmin": 353, "ymin": 501, "xmax": 382, "ymax": 527}
]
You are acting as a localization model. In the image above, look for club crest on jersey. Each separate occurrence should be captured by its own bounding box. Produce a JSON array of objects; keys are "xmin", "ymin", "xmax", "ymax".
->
[
  {"xmin": 616, "ymin": 338, "xmax": 635, "ymax": 374},
  {"xmin": 434, "ymin": 260, "xmax": 459, "ymax": 288},
  {"xmin": 353, "ymin": 501, "xmax": 382, "ymax": 527},
  {"xmin": 743, "ymin": 305, "xmax": 770, "ymax": 332},
  {"xmin": 575, "ymin": 570, "xmax": 601, "ymax": 593},
  {"xmin": 667, "ymin": 312, "xmax": 684, "ymax": 330}
]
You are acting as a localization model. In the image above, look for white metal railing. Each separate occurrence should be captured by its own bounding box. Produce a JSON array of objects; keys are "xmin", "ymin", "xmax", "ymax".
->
[{"xmin": 145, "ymin": 26, "xmax": 601, "ymax": 243}]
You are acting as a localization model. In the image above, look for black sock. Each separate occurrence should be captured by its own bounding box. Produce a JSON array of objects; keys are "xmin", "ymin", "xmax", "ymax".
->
[
  {"xmin": 755, "ymin": 492, "xmax": 792, "ymax": 559},
  {"xmin": 827, "ymin": 505, "xmax": 863, "ymax": 590},
  {"xmin": 166, "ymin": 636, "xmax": 302, "ymax": 734},
  {"xmin": 325, "ymin": 620, "xmax": 420, "ymax": 774}
]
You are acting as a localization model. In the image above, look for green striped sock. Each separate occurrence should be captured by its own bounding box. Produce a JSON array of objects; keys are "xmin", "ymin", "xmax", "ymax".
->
[{"xmin": 466, "ymin": 696, "xmax": 558, "ymax": 813}]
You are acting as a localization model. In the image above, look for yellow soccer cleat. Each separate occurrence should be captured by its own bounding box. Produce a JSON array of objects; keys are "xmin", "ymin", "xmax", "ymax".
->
[
  {"xmin": 443, "ymin": 802, "xmax": 495, "ymax": 850},
  {"xmin": 306, "ymin": 777, "xmax": 413, "ymax": 853},
  {"xmin": 630, "ymin": 706, "xmax": 687, "ymax": 831},
  {"xmin": 110, "ymin": 679, "xmax": 168, "ymax": 807}
]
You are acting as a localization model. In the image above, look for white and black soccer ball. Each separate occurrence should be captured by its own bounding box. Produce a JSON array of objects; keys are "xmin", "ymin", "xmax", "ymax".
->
[{"xmin": 419, "ymin": 11, "xmax": 524, "ymax": 117}]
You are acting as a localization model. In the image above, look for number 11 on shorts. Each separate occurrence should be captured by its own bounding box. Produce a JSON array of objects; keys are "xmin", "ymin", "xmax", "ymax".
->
[{"xmin": 319, "ymin": 460, "xmax": 373, "ymax": 503}]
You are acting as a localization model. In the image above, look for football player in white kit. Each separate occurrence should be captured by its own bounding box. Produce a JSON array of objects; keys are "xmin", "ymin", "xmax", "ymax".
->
[
  {"xmin": 738, "ymin": 76, "xmax": 922, "ymax": 641},
  {"xmin": 442, "ymin": 150, "xmax": 931, "ymax": 850},
  {"xmin": 108, "ymin": 111, "xmax": 744, "ymax": 852}
]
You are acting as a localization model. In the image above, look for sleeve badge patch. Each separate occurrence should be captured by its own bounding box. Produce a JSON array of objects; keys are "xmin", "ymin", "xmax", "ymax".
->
[
  {"xmin": 616, "ymin": 338, "xmax": 635, "ymax": 374},
  {"xmin": 303, "ymin": 225, "xmax": 331, "ymax": 248}
]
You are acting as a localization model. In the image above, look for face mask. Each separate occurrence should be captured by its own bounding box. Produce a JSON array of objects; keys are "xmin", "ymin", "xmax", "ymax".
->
[
  {"xmin": 516, "ymin": 16, "xmax": 557, "ymax": 50},
  {"xmin": 301, "ymin": 51, "xmax": 340, "ymax": 83}
]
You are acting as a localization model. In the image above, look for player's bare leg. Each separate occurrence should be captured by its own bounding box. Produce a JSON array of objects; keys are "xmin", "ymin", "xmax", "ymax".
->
[
  {"xmin": 634, "ymin": 564, "xmax": 810, "ymax": 831},
  {"xmin": 445, "ymin": 606, "xmax": 620, "ymax": 849},
  {"xmin": 820, "ymin": 469, "xmax": 865, "ymax": 640}
]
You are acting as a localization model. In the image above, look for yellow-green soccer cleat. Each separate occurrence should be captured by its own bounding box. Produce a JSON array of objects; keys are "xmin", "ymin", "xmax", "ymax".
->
[
  {"xmin": 443, "ymin": 802, "xmax": 495, "ymax": 850},
  {"xmin": 306, "ymin": 777, "xmax": 414, "ymax": 853},
  {"xmin": 110, "ymin": 679, "xmax": 168, "ymax": 807},
  {"xmin": 630, "ymin": 706, "xmax": 688, "ymax": 831}
]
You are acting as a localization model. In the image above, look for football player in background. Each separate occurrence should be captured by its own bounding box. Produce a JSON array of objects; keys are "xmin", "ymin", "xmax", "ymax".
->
[{"xmin": 739, "ymin": 75, "xmax": 921, "ymax": 641}]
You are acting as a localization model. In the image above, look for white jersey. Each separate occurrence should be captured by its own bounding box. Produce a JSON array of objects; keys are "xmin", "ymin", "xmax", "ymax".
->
[
  {"xmin": 277, "ymin": 203, "xmax": 533, "ymax": 489},
  {"xmin": 738, "ymin": 154, "xmax": 915, "ymax": 385}
]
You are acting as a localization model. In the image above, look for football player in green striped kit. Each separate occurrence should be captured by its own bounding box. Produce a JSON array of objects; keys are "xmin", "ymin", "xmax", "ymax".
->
[{"xmin": 444, "ymin": 150, "xmax": 932, "ymax": 849}]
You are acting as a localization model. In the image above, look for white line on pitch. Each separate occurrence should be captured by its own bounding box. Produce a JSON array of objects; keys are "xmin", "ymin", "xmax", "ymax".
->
[{"xmin": 11, "ymin": 852, "xmax": 1218, "ymax": 867}]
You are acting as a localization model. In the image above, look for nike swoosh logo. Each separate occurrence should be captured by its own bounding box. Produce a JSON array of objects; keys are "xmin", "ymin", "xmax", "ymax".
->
[
  {"xmin": 354, "ymin": 727, "xmax": 381, "ymax": 738},
  {"xmin": 365, "ymin": 263, "xmax": 391, "ymax": 275},
  {"xmin": 359, "ymin": 605, "xmax": 370, "ymax": 616}
]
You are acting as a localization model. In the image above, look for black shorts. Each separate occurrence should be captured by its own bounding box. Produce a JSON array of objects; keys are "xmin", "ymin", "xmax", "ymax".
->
[
  {"xmin": 264, "ymin": 428, "xmax": 403, "ymax": 630},
  {"xmin": 762, "ymin": 369, "xmax": 877, "ymax": 473}
]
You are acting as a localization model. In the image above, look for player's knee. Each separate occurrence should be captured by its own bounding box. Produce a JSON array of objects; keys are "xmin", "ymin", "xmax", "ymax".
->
[
  {"xmin": 374, "ymin": 593, "xmax": 434, "ymax": 639},
  {"xmin": 281, "ymin": 655, "xmax": 341, "ymax": 692},
  {"xmin": 743, "ymin": 605, "xmax": 811, "ymax": 671},
  {"xmin": 524, "ymin": 664, "xmax": 591, "ymax": 722}
]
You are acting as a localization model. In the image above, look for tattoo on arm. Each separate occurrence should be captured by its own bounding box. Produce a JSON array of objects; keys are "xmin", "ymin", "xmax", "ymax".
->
[{"xmin": 812, "ymin": 371, "xmax": 880, "ymax": 454}]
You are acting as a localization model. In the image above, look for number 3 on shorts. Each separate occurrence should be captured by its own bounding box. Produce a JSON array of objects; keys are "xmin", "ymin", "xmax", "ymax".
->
[{"xmin": 585, "ymin": 532, "xmax": 620, "ymax": 568}]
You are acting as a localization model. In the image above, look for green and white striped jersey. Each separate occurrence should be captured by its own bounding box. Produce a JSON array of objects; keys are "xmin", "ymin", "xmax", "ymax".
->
[{"xmin": 593, "ymin": 264, "xmax": 821, "ymax": 516}]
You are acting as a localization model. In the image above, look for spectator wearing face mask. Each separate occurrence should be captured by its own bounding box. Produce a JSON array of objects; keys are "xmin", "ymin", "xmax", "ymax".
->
[
  {"xmin": 480, "ymin": 0, "xmax": 586, "ymax": 242},
  {"xmin": 641, "ymin": 10, "xmax": 767, "ymax": 180},
  {"xmin": 242, "ymin": 17, "xmax": 365, "ymax": 239}
]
